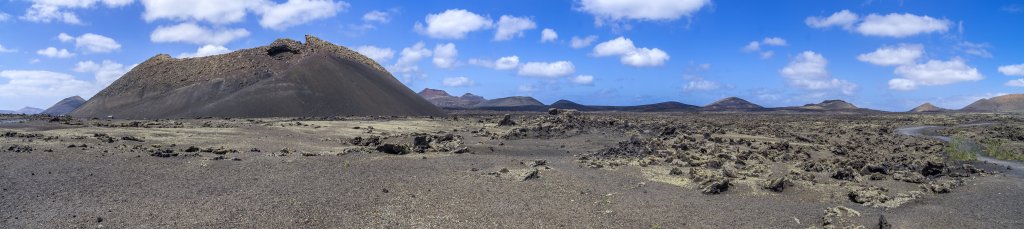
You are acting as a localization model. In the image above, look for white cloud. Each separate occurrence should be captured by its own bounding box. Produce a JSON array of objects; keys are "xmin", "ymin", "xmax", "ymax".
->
[
  {"xmin": 780, "ymin": 51, "xmax": 857, "ymax": 95},
  {"xmin": 889, "ymin": 58, "xmax": 982, "ymax": 90},
  {"xmin": 592, "ymin": 37, "xmax": 669, "ymax": 67},
  {"xmin": 517, "ymin": 84, "xmax": 538, "ymax": 93},
  {"xmin": 577, "ymin": 0, "xmax": 710, "ymax": 22},
  {"xmin": 1006, "ymin": 79, "xmax": 1024, "ymax": 87},
  {"xmin": 258, "ymin": 0, "xmax": 348, "ymax": 30},
  {"xmin": 759, "ymin": 51, "xmax": 774, "ymax": 59},
  {"xmin": 363, "ymin": 10, "xmax": 391, "ymax": 23},
  {"xmin": 0, "ymin": 70, "xmax": 94, "ymax": 100},
  {"xmin": 742, "ymin": 37, "xmax": 786, "ymax": 53},
  {"xmin": 58, "ymin": 33, "xmax": 74, "ymax": 42},
  {"xmin": 856, "ymin": 13, "xmax": 951, "ymax": 38},
  {"xmin": 570, "ymin": 35, "xmax": 598, "ymax": 49},
  {"xmin": 391, "ymin": 42, "xmax": 432, "ymax": 74},
  {"xmin": 0, "ymin": 12, "xmax": 10, "ymax": 22},
  {"xmin": 442, "ymin": 76, "xmax": 474, "ymax": 87},
  {"xmin": 683, "ymin": 77, "xmax": 721, "ymax": 91},
  {"xmin": 958, "ymin": 41, "xmax": 992, "ymax": 58},
  {"xmin": 414, "ymin": 9, "xmax": 493, "ymax": 39},
  {"xmin": 0, "ymin": 44, "xmax": 16, "ymax": 53},
  {"xmin": 355, "ymin": 46, "xmax": 394, "ymax": 63},
  {"xmin": 495, "ymin": 56, "xmax": 520, "ymax": 70},
  {"xmin": 21, "ymin": 0, "xmax": 133, "ymax": 24},
  {"xmin": 518, "ymin": 61, "xmax": 575, "ymax": 78},
  {"xmin": 857, "ymin": 43, "xmax": 923, "ymax": 66},
  {"xmin": 571, "ymin": 75, "xmax": 594, "ymax": 85},
  {"xmin": 73, "ymin": 60, "xmax": 132, "ymax": 86},
  {"xmin": 999, "ymin": 64, "xmax": 1024, "ymax": 76},
  {"xmin": 762, "ymin": 37, "xmax": 787, "ymax": 46},
  {"xmin": 541, "ymin": 28, "xmax": 558, "ymax": 43},
  {"xmin": 74, "ymin": 33, "xmax": 121, "ymax": 53},
  {"xmin": 494, "ymin": 15, "xmax": 536, "ymax": 41},
  {"xmin": 432, "ymin": 43, "xmax": 458, "ymax": 69},
  {"xmin": 805, "ymin": 10, "xmax": 858, "ymax": 29},
  {"xmin": 36, "ymin": 47, "xmax": 74, "ymax": 58},
  {"xmin": 150, "ymin": 23, "xmax": 250, "ymax": 45},
  {"xmin": 469, "ymin": 55, "xmax": 520, "ymax": 70},
  {"xmin": 177, "ymin": 45, "xmax": 231, "ymax": 58},
  {"xmin": 141, "ymin": 0, "xmax": 263, "ymax": 24}
]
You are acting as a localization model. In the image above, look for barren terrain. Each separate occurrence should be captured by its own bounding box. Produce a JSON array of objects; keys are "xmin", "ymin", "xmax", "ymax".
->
[{"xmin": 2, "ymin": 112, "xmax": 1022, "ymax": 228}]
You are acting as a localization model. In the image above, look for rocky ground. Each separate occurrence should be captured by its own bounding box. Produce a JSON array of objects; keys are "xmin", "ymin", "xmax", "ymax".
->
[{"xmin": 1, "ymin": 112, "xmax": 1022, "ymax": 228}]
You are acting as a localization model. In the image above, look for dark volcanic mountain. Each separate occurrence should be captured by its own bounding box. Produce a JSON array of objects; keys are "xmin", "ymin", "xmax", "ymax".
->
[
  {"xmin": 801, "ymin": 100, "xmax": 858, "ymax": 110},
  {"xmin": 70, "ymin": 35, "xmax": 443, "ymax": 119},
  {"xmin": 549, "ymin": 100, "xmax": 698, "ymax": 112},
  {"xmin": 41, "ymin": 96, "xmax": 86, "ymax": 116},
  {"xmin": 474, "ymin": 96, "xmax": 545, "ymax": 108},
  {"xmin": 960, "ymin": 94, "xmax": 1024, "ymax": 112},
  {"xmin": 909, "ymin": 103, "xmax": 947, "ymax": 113},
  {"xmin": 417, "ymin": 88, "xmax": 486, "ymax": 108},
  {"xmin": 0, "ymin": 107, "xmax": 43, "ymax": 115},
  {"xmin": 702, "ymin": 97, "xmax": 764, "ymax": 111}
]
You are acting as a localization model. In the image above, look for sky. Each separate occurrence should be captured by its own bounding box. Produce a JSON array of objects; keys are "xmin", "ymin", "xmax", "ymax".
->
[{"xmin": 1, "ymin": 0, "xmax": 1023, "ymax": 111}]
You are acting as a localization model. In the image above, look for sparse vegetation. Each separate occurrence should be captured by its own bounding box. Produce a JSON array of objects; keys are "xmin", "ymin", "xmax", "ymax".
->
[
  {"xmin": 981, "ymin": 138, "xmax": 1024, "ymax": 162},
  {"xmin": 945, "ymin": 137, "xmax": 977, "ymax": 162}
]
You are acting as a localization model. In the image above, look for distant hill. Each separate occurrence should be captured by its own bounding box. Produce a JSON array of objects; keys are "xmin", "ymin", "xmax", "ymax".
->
[
  {"xmin": 41, "ymin": 96, "xmax": 86, "ymax": 116},
  {"xmin": 474, "ymin": 96, "xmax": 544, "ymax": 108},
  {"xmin": 801, "ymin": 100, "xmax": 858, "ymax": 110},
  {"xmin": 961, "ymin": 94, "xmax": 1024, "ymax": 112},
  {"xmin": 417, "ymin": 88, "xmax": 486, "ymax": 108},
  {"xmin": 70, "ymin": 35, "xmax": 443, "ymax": 118},
  {"xmin": 549, "ymin": 100, "xmax": 698, "ymax": 112},
  {"xmin": 702, "ymin": 97, "xmax": 764, "ymax": 111},
  {"xmin": 909, "ymin": 103, "xmax": 948, "ymax": 113},
  {"xmin": 0, "ymin": 107, "xmax": 43, "ymax": 115}
]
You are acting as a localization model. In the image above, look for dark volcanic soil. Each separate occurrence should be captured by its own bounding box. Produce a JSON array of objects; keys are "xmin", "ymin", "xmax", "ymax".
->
[{"xmin": 1, "ymin": 113, "xmax": 1022, "ymax": 228}]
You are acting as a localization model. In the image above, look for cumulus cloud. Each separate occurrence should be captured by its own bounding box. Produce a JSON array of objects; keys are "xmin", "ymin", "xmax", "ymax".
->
[
  {"xmin": 517, "ymin": 84, "xmax": 538, "ymax": 94},
  {"xmin": 592, "ymin": 37, "xmax": 669, "ymax": 67},
  {"xmin": 518, "ymin": 61, "xmax": 575, "ymax": 78},
  {"xmin": 571, "ymin": 75, "xmax": 594, "ymax": 85},
  {"xmin": 857, "ymin": 43, "xmax": 923, "ymax": 66},
  {"xmin": 999, "ymin": 64, "xmax": 1024, "ymax": 76},
  {"xmin": 150, "ymin": 23, "xmax": 250, "ymax": 45},
  {"xmin": 72, "ymin": 33, "xmax": 121, "ymax": 53},
  {"xmin": 363, "ymin": 10, "xmax": 392, "ymax": 23},
  {"xmin": 414, "ymin": 9, "xmax": 493, "ymax": 39},
  {"xmin": 21, "ymin": 0, "xmax": 133, "ymax": 24},
  {"xmin": 58, "ymin": 33, "xmax": 74, "ymax": 42},
  {"xmin": 577, "ymin": 0, "xmax": 710, "ymax": 22},
  {"xmin": 432, "ymin": 43, "xmax": 458, "ymax": 69},
  {"xmin": 682, "ymin": 76, "xmax": 722, "ymax": 91},
  {"xmin": 0, "ymin": 12, "xmax": 12, "ymax": 22},
  {"xmin": 958, "ymin": 41, "xmax": 992, "ymax": 58},
  {"xmin": 177, "ymin": 45, "xmax": 231, "ymax": 58},
  {"xmin": 355, "ymin": 46, "xmax": 394, "ymax": 63},
  {"xmin": 73, "ymin": 60, "xmax": 132, "ymax": 86},
  {"xmin": 142, "ymin": 0, "xmax": 345, "ymax": 30},
  {"xmin": 541, "ymin": 28, "xmax": 558, "ymax": 43},
  {"xmin": 469, "ymin": 55, "xmax": 520, "ymax": 70},
  {"xmin": 0, "ymin": 70, "xmax": 94, "ymax": 104},
  {"xmin": 1005, "ymin": 79, "xmax": 1024, "ymax": 87},
  {"xmin": 805, "ymin": 10, "xmax": 858, "ymax": 29},
  {"xmin": 494, "ymin": 15, "xmax": 536, "ymax": 41},
  {"xmin": 780, "ymin": 51, "xmax": 857, "ymax": 95},
  {"xmin": 807, "ymin": 11, "xmax": 951, "ymax": 38},
  {"xmin": 36, "ymin": 47, "xmax": 74, "ymax": 58},
  {"xmin": 856, "ymin": 13, "xmax": 951, "ymax": 38},
  {"xmin": 442, "ymin": 76, "xmax": 474, "ymax": 87},
  {"xmin": 570, "ymin": 35, "xmax": 599, "ymax": 49},
  {"xmin": 258, "ymin": 0, "xmax": 348, "ymax": 30},
  {"xmin": 742, "ymin": 37, "xmax": 787, "ymax": 57},
  {"xmin": 889, "ymin": 58, "xmax": 982, "ymax": 90},
  {"xmin": 390, "ymin": 42, "xmax": 432, "ymax": 74},
  {"xmin": 0, "ymin": 44, "xmax": 16, "ymax": 53}
]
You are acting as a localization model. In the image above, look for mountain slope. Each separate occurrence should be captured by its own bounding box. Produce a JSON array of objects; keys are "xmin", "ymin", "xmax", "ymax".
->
[
  {"xmin": 41, "ymin": 96, "xmax": 86, "ymax": 116},
  {"xmin": 71, "ymin": 35, "xmax": 443, "ymax": 118},
  {"xmin": 961, "ymin": 94, "xmax": 1024, "ymax": 112}
]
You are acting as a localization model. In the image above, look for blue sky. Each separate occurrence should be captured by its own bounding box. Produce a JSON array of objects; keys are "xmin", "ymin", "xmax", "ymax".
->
[{"xmin": 1, "ymin": 0, "xmax": 1023, "ymax": 111}]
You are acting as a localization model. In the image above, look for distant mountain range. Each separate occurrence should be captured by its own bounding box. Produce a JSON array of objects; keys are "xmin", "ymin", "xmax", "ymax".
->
[
  {"xmin": 418, "ymin": 89, "xmax": 1024, "ymax": 114},
  {"xmin": 0, "ymin": 107, "xmax": 43, "ymax": 115}
]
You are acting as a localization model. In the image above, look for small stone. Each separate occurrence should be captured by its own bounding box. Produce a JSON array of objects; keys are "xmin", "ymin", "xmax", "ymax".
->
[{"xmin": 878, "ymin": 215, "xmax": 892, "ymax": 229}]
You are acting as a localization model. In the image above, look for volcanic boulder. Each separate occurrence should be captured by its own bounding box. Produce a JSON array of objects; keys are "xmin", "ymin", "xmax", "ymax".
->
[{"xmin": 70, "ymin": 35, "xmax": 443, "ymax": 119}]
